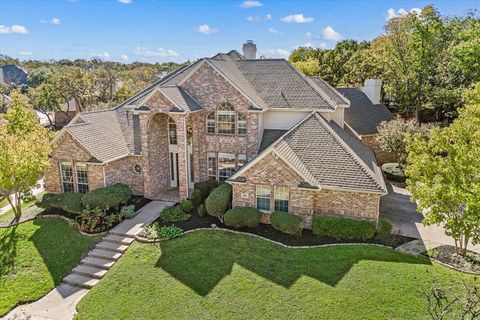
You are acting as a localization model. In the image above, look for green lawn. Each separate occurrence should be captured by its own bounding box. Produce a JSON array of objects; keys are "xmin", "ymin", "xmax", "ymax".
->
[
  {"xmin": 0, "ymin": 192, "xmax": 46, "ymax": 224},
  {"xmin": 76, "ymin": 230, "xmax": 477, "ymax": 320},
  {"xmin": 0, "ymin": 218, "xmax": 97, "ymax": 316}
]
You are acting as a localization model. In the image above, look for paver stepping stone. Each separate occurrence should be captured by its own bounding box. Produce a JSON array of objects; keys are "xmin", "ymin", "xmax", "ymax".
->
[
  {"xmin": 63, "ymin": 274, "xmax": 100, "ymax": 289},
  {"xmin": 89, "ymin": 248, "xmax": 123, "ymax": 261},
  {"xmin": 81, "ymin": 256, "xmax": 116, "ymax": 269},
  {"xmin": 103, "ymin": 234, "xmax": 135, "ymax": 245},
  {"xmin": 95, "ymin": 241, "xmax": 129, "ymax": 253},
  {"xmin": 72, "ymin": 265, "xmax": 108, "ymax": 279}
]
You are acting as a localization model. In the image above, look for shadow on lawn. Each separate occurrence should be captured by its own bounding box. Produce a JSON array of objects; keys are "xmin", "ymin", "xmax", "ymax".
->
[
  {"xmin": 0, "ymin": 225, "xmax": 19, "ymax": 275},
  {"xmin": 156, "ymin": 231, "xmax": 431, "ymax": 296}
]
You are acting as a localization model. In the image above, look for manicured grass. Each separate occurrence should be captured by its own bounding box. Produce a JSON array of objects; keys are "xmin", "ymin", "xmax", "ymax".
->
[
  {"xmin": 0, "ymin": 218, "xmax": 97, "ymax": 316},
  {"xmin": 76, "ymin": 230, "xmax": 478, "ymax": 320},
  {"xmin": 0, "ymin": 192, "xmax": 45, "ymax": 223}
]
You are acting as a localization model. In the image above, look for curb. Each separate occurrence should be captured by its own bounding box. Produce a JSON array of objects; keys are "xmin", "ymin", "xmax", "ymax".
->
[{"xmin": 137, "ymin": 227, "xmax": 394, "ymax": 250}]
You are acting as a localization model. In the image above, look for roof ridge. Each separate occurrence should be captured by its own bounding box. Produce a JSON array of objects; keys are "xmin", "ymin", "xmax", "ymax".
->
[
  {"xmin": 311, "ymin": 113, "xmax": 383, "ymax": 190},
  {"xmin": 310, "ymin": 76, "xmax": 350, "ymax": 106}
]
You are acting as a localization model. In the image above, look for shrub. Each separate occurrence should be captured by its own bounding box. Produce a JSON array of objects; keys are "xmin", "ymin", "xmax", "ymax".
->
[
  {"xmin": 120, "ymin": 204, "xmax": 136, "ymax": 219},
  {"xmin": 38, "ymin": 192, "xmax": 84, "ymax": 214},
  {"xmin": 224, "ymin": 207, "xmax": 261, "ymax": 228},
  {"xmin": 160, "ymin": 205, "xmax": 191, "ymax": 222},
  {"xmin": 198, "ymin": 204, "xmax": 207, "ymax": 217},
  {"xmin": 191, "ymin": 180, "xmax": 221, "ymax": 208},
  {"xmin": 81, "ymin": 183, "xmax": 132, "ymax": 211},
  {"xmin": 206, "ymin": 183, "xmax": 232, "ymax": 219},
  {"xmin": 77, "ymin": 206, "xmax": 122, "ymax": 233},
  {"xmin": 377, "ymin": 220, "xmax": 393, "ymax": 237},
  {"xmin": 180, "ymin": 199, "xmax": 193, "ymax": 213},
  {"xmin": 155, "ymin": 225, "xmax": 183, "ymax": 240},
  {"xmin": 382, "ymin": 163, "xmax": 406, "ymax": 183},
  {"xmin": 312, "ymin": 216, "xmax": 376, "ymax": 240},
  {"xmin": 270, "ymin": 211, "xmax": 303, "ymax": 235}
]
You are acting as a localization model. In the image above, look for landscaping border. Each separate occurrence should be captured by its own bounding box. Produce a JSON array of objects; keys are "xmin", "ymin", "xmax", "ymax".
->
[
  {"xmin": 135, "ymin": 227, "xmax": 394, "ymax": 250},
  {"xmin": 424, "ymin": 256, "xmax": 480, "ymax": 275}
]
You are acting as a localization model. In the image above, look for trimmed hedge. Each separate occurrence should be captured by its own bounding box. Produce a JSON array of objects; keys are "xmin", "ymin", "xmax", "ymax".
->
[
  {"xmin": 191, "ymin": 180, "xmax": 221, "ymax": 208},
  {"xmin": 38, "ymin": 192, "xmax": 84, "ymax": 214},
  {"xmin": 160, "ymin": 205, "xmax": 191, "ymax": 222},
  {"xmin": 180, "ymin": 200, "xmax": 193, "ymax": 213},
  {"xmin": 270, "ymin": 211, "xmax": 303, "ymax": 235},
  {"xmin": 312, "ymin": 216, "xmax": 376, "ymax": 240},
  {"xmin": 81, "ymin": 183, "xmax": 132, "ymax": 211},
  {"xmin": 224, "ymin": 207, "xmax": 261, "ymax": 228},
  {"xmin": 377, "ymin": 220, "xmax": 393, "ymax": 237},
  {"xmin": 205, "ymin": 183, "xmax": 232, "ymax": 218},
  {"xmin": 381, "ymin": 163, "xmax": 406, "ymax": 182}
]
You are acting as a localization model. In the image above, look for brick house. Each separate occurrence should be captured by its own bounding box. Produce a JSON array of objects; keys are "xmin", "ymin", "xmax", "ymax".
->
[{"xmin": 46, "ymin": 41, "xmax": 390, "ymax": 227}]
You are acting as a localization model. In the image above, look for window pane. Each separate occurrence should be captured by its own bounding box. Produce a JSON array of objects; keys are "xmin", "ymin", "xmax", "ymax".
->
[
  {"xmin": 218, "ymin": 153, "xmax": 235, "ymax": 181},
  {"xmin": 76, "ymin": 163, "xmax": 89, "ymax": 193},
  {"xmin": 238, "ymin": 154, "xmax": 247, "ymax": 168},
  {"xmin": 238, "ymin": 113, "xmax": 247, "ymax": 135},
  {"xmin": 207, "ymin": 112, "xmax": 215, "ymax": 134},
  {"xmin": 207, "ymin": 152, "xmax": 217, "ymax": 180},
  {"xmin": 274, "ymin": 186, "xmax": 289, "ymax": 212},
  {"xmin": 61, "ymin": 162, "xmax": 74, "ymax": 193},
  {"xmin": 168, "ymin": 119, "xmax": 177, "ymax": 144},
  {"xmin": 217, "ymin": 103, "xmax": 235, "ymax": 134},
  {"xmin": 256, "ymin": 185, "xmax": 271, "ymax": 211}
]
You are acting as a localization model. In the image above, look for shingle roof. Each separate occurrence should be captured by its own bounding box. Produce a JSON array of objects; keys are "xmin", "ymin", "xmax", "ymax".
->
[
  {"xmin": 232, "ymin": 112, "xmax": 386, "ymax": 194},
  {"xmin": 158, "ymin": 86, "xmax": 202, "ymax": 111},
  {"xmin": 259, "ymin": 129, "xmax": 287, "ymax": 152},
  {"xmin": 309, "ymin": 77, "xmax": 350, "ymax": 106},
  {"xmin": 337, "ymin": 88, "xmax": 394, "ymax": 135},
  {"xmin": 64, "ymin": 110, "xmax": 130, "ymax": 162}
]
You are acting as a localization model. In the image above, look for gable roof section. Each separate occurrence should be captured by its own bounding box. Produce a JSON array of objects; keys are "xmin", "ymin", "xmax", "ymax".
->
[
  {"xmin": 337, "ymin": 87, "xmax": 394, "ymax": 135},
  {"xmin": 61, "ymin": 110, "xmax": 131, "ymax": 162},
  {"xmin": 231, "ymin": 112, "xmax": 386, "ymax": 194},
  {"xmin": 309, "ymin": 77, "xmax": 350, "ymax": 106}
]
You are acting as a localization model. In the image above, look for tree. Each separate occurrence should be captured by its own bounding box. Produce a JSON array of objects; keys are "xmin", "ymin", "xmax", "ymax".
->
[
  {"xmin": 405, "ymin": 94, "xmax": 480, "ymax": 256},
  {"xmin": 376, "ymin": 116, "xmax": 433, "ymax": 165},
  {"xmin": 291, "ymin": 58, "xmax": 320, "ymax": 76},
  {"xmin": 0, "ymin": 92, "xmax": 51, "ymax": 220}
]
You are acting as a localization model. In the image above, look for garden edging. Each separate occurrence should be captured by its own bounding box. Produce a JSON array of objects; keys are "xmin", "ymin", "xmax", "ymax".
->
[{"xmin": 136, "ymin": 226, "xmax": 395, "ymax": 250}]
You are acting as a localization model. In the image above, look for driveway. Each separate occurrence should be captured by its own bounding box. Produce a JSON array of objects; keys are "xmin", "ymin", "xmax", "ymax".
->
[{"xmin": 379, "ymin": 183, "xmax": 480, "ymax": 254}]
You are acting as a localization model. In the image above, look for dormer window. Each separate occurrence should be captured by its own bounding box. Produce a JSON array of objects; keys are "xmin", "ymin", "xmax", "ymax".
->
[{"xmin": 206, "ymin": 102, "xmax": 246, "ymax": 136}]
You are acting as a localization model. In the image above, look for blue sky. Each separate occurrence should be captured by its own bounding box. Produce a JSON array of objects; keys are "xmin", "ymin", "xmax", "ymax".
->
[{"xmin": 0, "ymin": 0, "xmax": 478, "ymax": 63}]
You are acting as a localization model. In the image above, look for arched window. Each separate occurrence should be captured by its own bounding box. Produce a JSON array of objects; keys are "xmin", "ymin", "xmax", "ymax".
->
[
  {"xmin": 206, "ymin": 102, "xmax": 247, "ymax": 135},
  {"xmin": 217, "ymin": 103, "xmax": 236, "ymax": 134},
  {"xmin": 168, "ymin": 117, "xmax": 177, "ymax": 145}
]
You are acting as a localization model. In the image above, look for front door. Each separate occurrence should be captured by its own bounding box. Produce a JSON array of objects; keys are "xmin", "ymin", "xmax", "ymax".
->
[{"xmin": 169, "ymin": 151, "xmax": 179, "ymax": 188}]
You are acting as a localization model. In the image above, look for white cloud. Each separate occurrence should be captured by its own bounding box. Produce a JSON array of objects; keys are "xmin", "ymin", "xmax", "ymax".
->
[
  {"xmin": 0, "ymin": 25, "xmax": 28, "ymax": 34},
  {"xmin": 264, "ymin": 14, "xmax": 272, "ymax": 20},
  {"xmin": 19, "ymin": 51, "xmax": 32, "ymax": 56},
  {"xmin": 246, "ymin": 15, "xmax": 260, "ymax": 21},
  {"xmin": 121, "ymin": 54, "xmax": 129, "ymax": 62},
  {"xmin": 118, "ymin": 0, "xmax": 132, "ymax": 4},
  {"xmin": 41, "ymin": 17, "xmax": 61, "ymax": 25},
  {"xmin": 280, "ymin": 14, "xmax": 314, "ymax": 24},
  {"xmin": 268, "ymin": 28, "xmax": 282, "ymax": 35},
  {"xmin": 90, "ymin": 52, "xmax": 110, "ymax": 58},
  {"xmin": 386, "ymin": 7, "xmax": 421, "ymax": 20},
  {"xmin": 321, "ymin": 26, "xmax": 341, "ymax": 41},
  {"xmin": 196, "ymin": 24, "xmax": 218, "ymax": 35},
  {"xmin": 240, "ymin": 0, "xmax": 262, "ymax": 8},
  {"xmin": 133, "ymin": 47, "xmax": 180, "ymax": 57},
  {"xmin": 261, "ymin": 48, "xmax": 290, "ymax": 59}
]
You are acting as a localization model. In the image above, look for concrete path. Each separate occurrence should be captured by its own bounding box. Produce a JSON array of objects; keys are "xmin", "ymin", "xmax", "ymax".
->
[
  {"xmin": 380, "ymin": 183, "xmax": 480, "ymax": 254},
  {"xmin": 5, "ymin": 200, "xmax": 172, "ymax": 320}
]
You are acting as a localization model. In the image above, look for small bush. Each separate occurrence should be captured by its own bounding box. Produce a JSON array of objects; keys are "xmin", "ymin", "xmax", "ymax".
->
[
  {"xmin": 77, "ymin": 206, "xmax": 122, "ymax": 233},
  {"xmin": 206, "ymin": 183, "xmax": 232, "ymax": 219},
  {"xmin": 81, "ymin": 183, "xmax": 132, "ymax": 211},
  {"xmin": 377, "ymin": 220, "xmax": 393, "ymax": 237},
  {"xmin": 38, "ymin": 192, "xmax": 84, "ymax": 214},
  {"xmin": 198, "ymin": 204, "xmax": 207, "ymax": 217},
  {"xmin": 155, "ymin": 225, "xmax": 183, "ymax": 241},
  {"xmin": 160, "ymin": 205, "xmax": 191, "ymax": 222},
  {"xmin": 312, "ymin": 216, "xmax": 376, "ymax": 240},
  {"xmin": 180, "ymin": 199, "xmax": 193, "ymax": 213},
  {"xmin": 270, "ymin": 211, "xmax": 303, "ymax": 235},
  {"xmin": 191, "ymin": 180, "xmax": 221, "ymax": 208},
  {"xmin": 381, "ymin": 163, "xmax": 406, "ymax": 182},
  {"xmin": 224, "ymin": 207, "xmax": 261, "ymax": 228},
  {"xmin": 120, "ymin": 204, "xmax": 136, "ymax": 219}
]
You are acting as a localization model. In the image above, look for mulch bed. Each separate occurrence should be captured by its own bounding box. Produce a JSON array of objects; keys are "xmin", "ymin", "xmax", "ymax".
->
[
  {"xmin": 154, "ymin": 211, "xmax": 414, "ymax": 248},
  {"xmin": 423, "ymin": 245, "xmax": 480, "ymax": 274}
]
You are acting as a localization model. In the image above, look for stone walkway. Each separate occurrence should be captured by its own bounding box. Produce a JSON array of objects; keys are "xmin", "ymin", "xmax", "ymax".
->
[{"xmin": 5, "ymin": 200, "xmax": 172, "ymax": 320}]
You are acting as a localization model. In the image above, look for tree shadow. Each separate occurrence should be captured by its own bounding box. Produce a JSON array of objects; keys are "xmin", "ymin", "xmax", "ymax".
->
[
  {"xmin": 156, "ymin": 231, "xmax": 431, "ymax": 296},
  {"xmin": 0, "ymin": 225, "xmax": 19, "ymax": 276}
]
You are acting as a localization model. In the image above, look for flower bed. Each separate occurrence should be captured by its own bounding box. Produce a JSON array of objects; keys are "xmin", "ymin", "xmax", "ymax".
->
[{"xmin": 423, "ymin": 245, "xmax": 480, "ymax": 274}]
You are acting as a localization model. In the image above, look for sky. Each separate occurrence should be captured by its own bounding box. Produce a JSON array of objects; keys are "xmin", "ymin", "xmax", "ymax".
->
[{"xmin": 0, "ymin": 0, "xmax": 479, "ymax": 63}]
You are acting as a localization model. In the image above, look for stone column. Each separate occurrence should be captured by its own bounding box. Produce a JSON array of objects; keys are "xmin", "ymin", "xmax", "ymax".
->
[
  {"xmin": 171, "ymin": 113, "xmax": 188, "ymax": 200},
  {"xmin": 139, "ymin": 112, "xmax": 154, "ymax": 199}
]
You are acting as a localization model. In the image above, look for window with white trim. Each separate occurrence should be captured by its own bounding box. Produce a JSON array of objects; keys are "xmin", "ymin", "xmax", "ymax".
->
[
  {"xmin": 238, "ymin": 154, "xmax": 247, "ymax": 168},
  {"xmin": 256, "ymin": 185, "xmax": 271, "ymax": 211},
  {"xmin": 237, "ymin": 113, "xmax": 247, "ymax": 135},
  {"xmin": 76, "ymin": 163, "xmax": 89, "ymax": 193},
  {"xmin": 207, "ymin": 153, "xmax": 247, "ymax": 181},
  {"xmin": 217, "ymin": 103, "xmax": 236, "ymax": 134},
  {"xmin": 207, "ymin": 112, "xmax": 216, "ymax": 134},
  {"xmin": 274, "ymin": 186, "xmax": 289, "ymax": 212},
  {"xmin": 207, "ymin": 152, "xmax": 217, "ymax": 180},
  {"xmin": 168, "ymin": 117, "xmax": 177, "ymax": 145},
  {"xmin": 60, "ymin": 162, "xmax": 74, "ymax": 193},
  {"xmin": 218, "ymin": 153, "xmax": 236, "ymax": 181}
]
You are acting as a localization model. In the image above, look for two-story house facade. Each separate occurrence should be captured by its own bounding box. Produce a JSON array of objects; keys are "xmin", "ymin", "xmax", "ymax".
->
[{"xmin": 45, "ymin": 41, "xmax": 388, "ymax": 227}]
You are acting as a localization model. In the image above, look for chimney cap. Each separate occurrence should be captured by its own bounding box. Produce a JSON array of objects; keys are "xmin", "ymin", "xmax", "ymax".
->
[{"xmin": 246, "ymin": 40, "xmax": 254, "ymax": 44}]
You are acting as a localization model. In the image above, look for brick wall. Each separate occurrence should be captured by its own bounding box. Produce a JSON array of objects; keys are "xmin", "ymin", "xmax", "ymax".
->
[
  {"xmin": 143, "ymin": 90, "xmax": 174, "ymax": 112},
  {"xmin": 104, "ymin": 156, "xmax": 144, "ymax": 195}
]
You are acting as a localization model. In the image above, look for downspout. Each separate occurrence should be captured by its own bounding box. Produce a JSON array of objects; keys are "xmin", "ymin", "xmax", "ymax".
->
[
  {"xmin": 184, "ymin": 113, "xmax": 190, "ymax": 199},
  {"xmin": 102, "ymin": 165, "xmax": 106, "ymax": 187}
]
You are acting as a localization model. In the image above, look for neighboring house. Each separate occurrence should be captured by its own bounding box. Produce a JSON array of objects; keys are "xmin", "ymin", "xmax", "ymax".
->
[
  {"xmin": 45, "ymin": 41, "xmax": 388, "ymax": 227},
  {"xmin": 0, "ymin": 64, "xmax": 28, "ymax": 85},
  {"xmin": 54, "ymin": 98, "xmax": 80, "ymax": 125}
]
